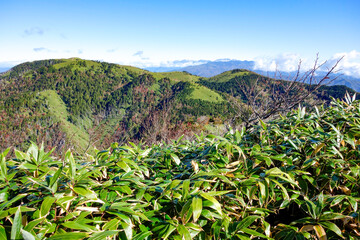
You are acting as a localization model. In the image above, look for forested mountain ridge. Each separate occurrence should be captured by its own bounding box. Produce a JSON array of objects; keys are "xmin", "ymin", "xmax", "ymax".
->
[
  {"xmin": 200, "ymin": 69, "xmax": 358, "ymax": 102},
  {"xmin": 0, "ymin": 58, "xmax": 231, "ymax": 154},
  {"xmin": 0, "ymin": 58, "xmax": 356, "ymax": 155}
]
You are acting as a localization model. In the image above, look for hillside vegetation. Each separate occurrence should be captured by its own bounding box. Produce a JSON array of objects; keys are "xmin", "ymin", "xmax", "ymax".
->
[
  {"xmin": 200, "ymin": 69, "xmax": 357, "ymax": 101},
  {"xmin": 0, "ymin": 58, "xmax": 357, "ymax": 154},
  {"xmin": 1, "ymin": 96, "xmax": 359, "ymax": 239},
  {"xmin": 0, "ymin": 59, "xmax": 231, "ymax": 153}
]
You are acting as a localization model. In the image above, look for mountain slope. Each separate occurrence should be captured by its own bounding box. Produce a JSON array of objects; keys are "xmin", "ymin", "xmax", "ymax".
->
[
  {"xmin": 199, "ymin": 68, "xmax": 358, "ymax": 101},
  {"xmin": 38, "ymin": 89, "xmax": 90, "ymax": 150},
  {"xmin": 0, "ymin": 58, "xmax": 356, "ymax": 154},
  {"xmin": 0, "ymin": 58, "xmax": 230, "ymax": 153}
]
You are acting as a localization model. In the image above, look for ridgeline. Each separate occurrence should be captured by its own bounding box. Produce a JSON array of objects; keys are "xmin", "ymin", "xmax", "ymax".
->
[{"xmin": 0, "ymin": 58, "xmax": 357, "ymax": 154}]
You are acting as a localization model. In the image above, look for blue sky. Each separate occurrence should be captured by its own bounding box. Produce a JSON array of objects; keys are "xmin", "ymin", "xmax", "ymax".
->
[{"xmin": 1, "ymin": 0, "xmax": 360, "ymax": 75}]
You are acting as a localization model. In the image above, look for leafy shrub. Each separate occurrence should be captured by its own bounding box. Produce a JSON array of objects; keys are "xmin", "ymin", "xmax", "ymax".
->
[{"xmin": 1, "ymin": 95, "xmax": 360, "ymax": 239}]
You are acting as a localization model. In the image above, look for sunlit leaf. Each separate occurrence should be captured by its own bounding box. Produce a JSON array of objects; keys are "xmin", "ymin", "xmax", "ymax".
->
[
  {"xmin": 192, "ymin": 196, "xmax": 202, "ymax": 222},
  {"xmin": 11, "ymin": 207, "xmax": 22, "ymax": 240}
]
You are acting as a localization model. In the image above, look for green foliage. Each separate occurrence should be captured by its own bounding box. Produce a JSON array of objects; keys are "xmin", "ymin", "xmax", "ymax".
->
[
  {"xmin": 189, "ymin": 83, "xmax": 223, "ymax": 103},
  {"xmin": 199, "ymin": 70, "xmax": 257, "ymax": 98},
  {"xmin": 38, "ymin": 90, "xmax": 90, "ymax": 151},
  {"xmin": 1, "ymin": 97, "xmax": 360, "ymax": 239},
  {"xmin": 206, "ymin": 69, "xmax": 252, "ymax": 83},
  {"xmin": 159, "ymin": 71, "xmax": 201, "ymax": 83},
  {"xmin": 1, "ymin": 58, "xmax": 357, "ymax": 153},
  {"xmin": 199, "ymin": 69, "xmax": 358, "ymax": 102},
  {"xmin": 0, "ymin": 59, "xmax": 232, "ymax": 152}
]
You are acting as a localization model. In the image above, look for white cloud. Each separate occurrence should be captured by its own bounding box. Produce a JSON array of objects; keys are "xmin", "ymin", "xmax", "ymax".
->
[
  {"xmin": 141, "ymin": 59, "xmax": 209, "ymax": 68},
  {"xmin": 133, "ymin": 51, "xmax": 144, "ymax": 57},
  {"xmin": 329, "ymin": 50, "xmax": 360, "ymax": 78},
  {"xmin": 24, "ymin": 27, "xmax": 44, "ymax": 36},
  {"xmin": 253, "ymin": 51, "xmax": 360, "ymax": 78},
  {"xmin": 33, "ymin": 47, "xmax": 57, "ymax": 53},
  {"xmin": 159, "ymin": 59, "xmax": 209, "ymax": 68},
  {"xmin": 33, "ymin": 47, "xmax": 48, "ymax": 52},
  {"xmin": 253, "ymin": 53, "xmax": 308, "ymax": 72},
  {"xmin": 118, "ymin": 59, "xmax": 210, "ymax": 69}
]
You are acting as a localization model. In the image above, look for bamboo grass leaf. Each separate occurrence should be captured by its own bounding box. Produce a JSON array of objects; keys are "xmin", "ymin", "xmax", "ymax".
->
[
  {"xmin": 313, "ymin": 225, "xmax": 327, "ymax": 240},
  {"xmin": 0, "ymin": 226, "xmax": 6, "ymax": 240},
  {"xmin": 47, "ymin": 232, "xmax": 88, "ymax": 240},
  {"xmin": 200, "ymin": 192, "xmax": 222, "ymax": 216},
  {"xmin": 88, "ymin": 231, "xmax": 119, "ymax": 240},
  {"xmin": 320, "ymin": 221, "xmax": 344, "ymax": 239},
  {"xmin": 177, "ymin": 225, "xmax": 192, "ymax": 240},
  {"xmin": 192, "ymin": 196, "xmax": 202, "ymax": 222},
  {"xmin": 21, "ymin": 229, "xmax": 36, "ymax": 240},
  {"xmin": 11, "ymin": 207, "xmax": 22, "ymax": 240}
]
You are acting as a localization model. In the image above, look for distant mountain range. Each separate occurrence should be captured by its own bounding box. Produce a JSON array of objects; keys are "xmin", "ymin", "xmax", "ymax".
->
[
  {"xmin": 180, "ymin": 60, "xmax": 255, "ymax": 77},
  {"xmin": 146, "ymin": 60, "xmax": 255, "ymax": 77},
  {"xmin": 146, "ymin": 60, "xmax": 360, "ymax": 92}
]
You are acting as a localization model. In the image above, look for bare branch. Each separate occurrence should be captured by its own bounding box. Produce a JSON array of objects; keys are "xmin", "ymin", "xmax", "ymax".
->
[{"xmin": 229, "ymin": 55, "xmax": 343, "ymax": 127}]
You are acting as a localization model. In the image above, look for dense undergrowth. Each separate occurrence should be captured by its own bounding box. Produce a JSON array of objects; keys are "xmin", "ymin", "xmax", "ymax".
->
[{"xmin": 1, "ymin": 95, "xmax": 360, "ymax": 239}]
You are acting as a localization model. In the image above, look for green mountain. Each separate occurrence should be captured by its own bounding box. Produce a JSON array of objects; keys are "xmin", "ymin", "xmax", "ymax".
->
[
  {"xmin": 199, "ymin": 69, "xmax": 357, "ymax": 103},
  {"xmin": 0, "ymin": 59, "xmax": 230, "ymax": 154},
  {"xmin": 0, "ymin": 59, "xmax": 356, "ymax": 155}
]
